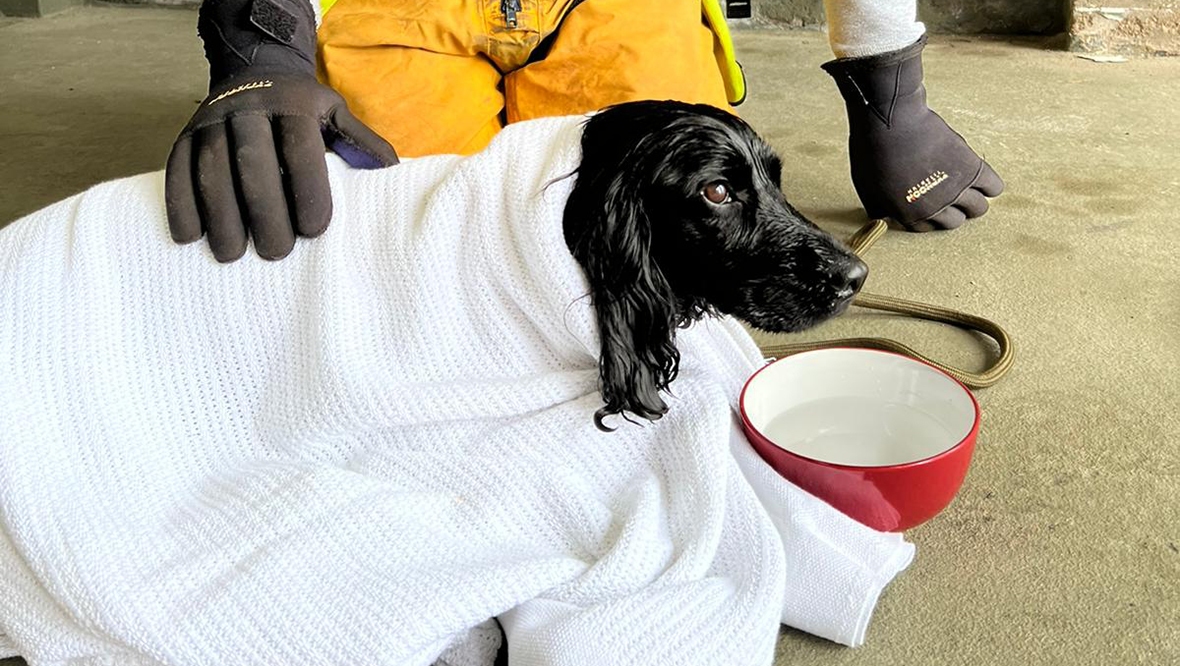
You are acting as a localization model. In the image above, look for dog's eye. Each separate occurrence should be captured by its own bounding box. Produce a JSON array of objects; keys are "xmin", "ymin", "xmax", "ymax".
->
[{"xmin": 701, "ymin": 181, "xmax": 732, "ymax": 205}]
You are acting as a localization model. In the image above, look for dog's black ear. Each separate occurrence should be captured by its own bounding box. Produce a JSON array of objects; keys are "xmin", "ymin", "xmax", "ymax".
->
[{"xmin": 564, "ymin": 105, "xmax": 687, "ymax": 431}]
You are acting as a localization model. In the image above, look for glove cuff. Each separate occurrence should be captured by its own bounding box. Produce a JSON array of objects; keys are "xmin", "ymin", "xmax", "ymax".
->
[
  {"xmin": 820, "ymin": 35, "xmax": 928, "ymax": 132},
  {"xmin": 820, "ymin": 34, "xmax": 927, "ymax": 76},
  {"xmin": 198, "ymin": 0, "xmax": 318, "ymax": 86}
]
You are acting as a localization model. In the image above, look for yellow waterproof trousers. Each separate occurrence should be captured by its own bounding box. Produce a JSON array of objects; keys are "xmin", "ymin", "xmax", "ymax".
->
[{"xmin": 317, "ymin": 0, "xmax": 745, "ymax": 157}]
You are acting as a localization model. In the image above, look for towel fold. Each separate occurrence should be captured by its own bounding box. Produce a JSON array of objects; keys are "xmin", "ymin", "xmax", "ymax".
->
[{"xmin": 0, "ymin": 114, "xmax": 911, "ymax": 665}]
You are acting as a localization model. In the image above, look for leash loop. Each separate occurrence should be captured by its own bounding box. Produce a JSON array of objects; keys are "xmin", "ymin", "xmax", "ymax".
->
[{"xmin": 757, "ymin": 219, "xmax": 1015, "ymax": 389}]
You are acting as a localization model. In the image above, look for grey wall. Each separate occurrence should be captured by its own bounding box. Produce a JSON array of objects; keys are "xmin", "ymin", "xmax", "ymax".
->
[
  {"xmin": 753, "ymin": 0, "xmax": 1069, "ymax": 35},
  {"xmin": 0, "ymin": 0, "xmax": 81, "ymax": 18}
]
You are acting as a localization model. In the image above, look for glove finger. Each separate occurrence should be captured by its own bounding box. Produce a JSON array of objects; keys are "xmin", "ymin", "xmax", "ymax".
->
[
  {"xmin": 165, "ymin": 134, "xmax": 203, "ymax": 244},
  {"xmin": 954, "ymin": 188, "xmax": 990, "ymax": 219},
  {"xmin": 325, "ymin": 106, "xmax": 399, "ymax": 169},
  {"xmin": 276, "ymin": 115, "xmax": 332, "ymax": 238},
  {"xmin": 195, "ymin": 124, "xmax": 249, "ymax": 263},
  {"xmin": 924, "ymin": 205, "xmax": 968, "ymax": 231},
  {"xmin": 229, "ymin": 115, "xmax": 296, "ymax": 260},
  {"xmin": 974, "ymin": 161, "xmax": 1005, "ymax": 198}
]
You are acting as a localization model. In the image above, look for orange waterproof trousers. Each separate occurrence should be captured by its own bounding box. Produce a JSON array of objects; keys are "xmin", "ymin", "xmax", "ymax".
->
[{"xmin": 317, "ymin": 0, "xmax": 741, "ymax": 157}]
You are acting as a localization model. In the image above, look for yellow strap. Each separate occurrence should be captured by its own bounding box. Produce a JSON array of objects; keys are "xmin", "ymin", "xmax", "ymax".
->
[
  {"xmin": 320, "ymin": 0, "xmax": 338, "ymax": 16},
  {"xmin": 757, "ymin": 220, "xmax": 1016, "ymax": 390},
  {"xmin": 701, "ymin": 0, "xmax": 747, "ymax": 105}
]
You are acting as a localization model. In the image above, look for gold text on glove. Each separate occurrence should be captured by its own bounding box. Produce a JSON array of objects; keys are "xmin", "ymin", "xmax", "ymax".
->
[
  {"xmin": 906, "ymin": 171, "xmax": 949, "ymax": 203},
  {"xmin": 208, "ymin": 80, "xmax": 275, "ymax": 106}
]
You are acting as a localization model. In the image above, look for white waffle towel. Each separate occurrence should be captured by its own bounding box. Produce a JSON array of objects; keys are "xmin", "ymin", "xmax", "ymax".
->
[{"xmin": 0, "ymin": 114, "xmax": 913, "ymax": 666}]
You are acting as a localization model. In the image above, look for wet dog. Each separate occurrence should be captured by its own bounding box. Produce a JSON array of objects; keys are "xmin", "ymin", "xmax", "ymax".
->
[{"xmin": 564, "ymin": 101, "xmax": 867, "ymax": 429}]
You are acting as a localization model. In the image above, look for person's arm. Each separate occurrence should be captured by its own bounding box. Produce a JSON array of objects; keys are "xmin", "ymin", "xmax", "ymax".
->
[
  {"xmin": 820, "ymin": 0, "xmax": 1003, "ymax": 231},
  {"xmin": 166, "ymin": 0, "xmax": 398, "ymax": 262}
]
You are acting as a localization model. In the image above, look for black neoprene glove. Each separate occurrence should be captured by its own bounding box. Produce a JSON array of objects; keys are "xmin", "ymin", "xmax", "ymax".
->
[
  {"xmin": 166, "ymin": 0, "xmax": 398, "ymax": 262},
  {"xmin": 822, "ymin": 36, "xmax": 1004, "ymax": 231}
]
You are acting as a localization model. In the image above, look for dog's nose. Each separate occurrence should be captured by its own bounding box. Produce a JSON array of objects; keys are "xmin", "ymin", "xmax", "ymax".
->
[{"xmin": 842, "ymin": 259, "xmax": 868, "ymax": 296}]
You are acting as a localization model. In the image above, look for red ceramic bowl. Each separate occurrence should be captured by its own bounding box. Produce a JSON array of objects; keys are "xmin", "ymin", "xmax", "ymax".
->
[{"xmin": 739, "ymin": 348, "xmax": 980, "ymax": 532}]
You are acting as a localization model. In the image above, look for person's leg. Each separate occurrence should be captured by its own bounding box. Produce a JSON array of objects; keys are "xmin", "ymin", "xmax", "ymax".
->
[
  {"xmin": 505, "ymin": 0, "xmax": 731, "ymax": 123},
  {"xmin": 316, "ymin": 0, "xmax": 505, "ymax": 157}
]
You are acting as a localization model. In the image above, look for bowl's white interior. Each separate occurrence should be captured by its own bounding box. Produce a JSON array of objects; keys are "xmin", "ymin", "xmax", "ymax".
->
[{"xmin": 743, "ymin": 349, "xmax": 977, "ymax": 467}]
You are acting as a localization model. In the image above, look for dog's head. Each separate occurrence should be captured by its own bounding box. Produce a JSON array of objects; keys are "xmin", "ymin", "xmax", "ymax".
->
[{"xmin": 564, "ymin": 100, "xmax": 867, "ymax": 430}]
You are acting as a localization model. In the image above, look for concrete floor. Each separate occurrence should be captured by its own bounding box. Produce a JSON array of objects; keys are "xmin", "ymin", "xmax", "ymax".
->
[{"xmin": 1, "ymin": 6, "xmax": 1178, "ymax": 666}]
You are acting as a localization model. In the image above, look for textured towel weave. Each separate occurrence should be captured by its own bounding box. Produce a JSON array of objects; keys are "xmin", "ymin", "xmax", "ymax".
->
[{"xmin": 0, "ymin": 114, "xmax": 912, "ymax": 665}]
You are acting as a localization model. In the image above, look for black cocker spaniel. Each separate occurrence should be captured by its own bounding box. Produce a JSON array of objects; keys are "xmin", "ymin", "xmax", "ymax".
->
[{"xmin": 564, "ymin": 101, "xmax": 867, "ymax": 430}]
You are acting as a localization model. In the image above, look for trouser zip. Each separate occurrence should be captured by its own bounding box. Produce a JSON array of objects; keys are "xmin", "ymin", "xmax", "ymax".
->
[{"xmin": 501, "ymin": 0, "xmax": 522, "ymax": 28}]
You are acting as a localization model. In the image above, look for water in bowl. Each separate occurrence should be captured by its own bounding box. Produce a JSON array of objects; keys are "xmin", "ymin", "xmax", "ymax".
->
[{"xmin": 762, "ymin": 395, "xmax": 958, "ymax": 466}]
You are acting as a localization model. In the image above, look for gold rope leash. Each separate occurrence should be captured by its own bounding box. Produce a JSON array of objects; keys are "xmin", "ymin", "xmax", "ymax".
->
[{"xmin": 756, "ymin": 219, "xmax": 1015, "ymax": 389}]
